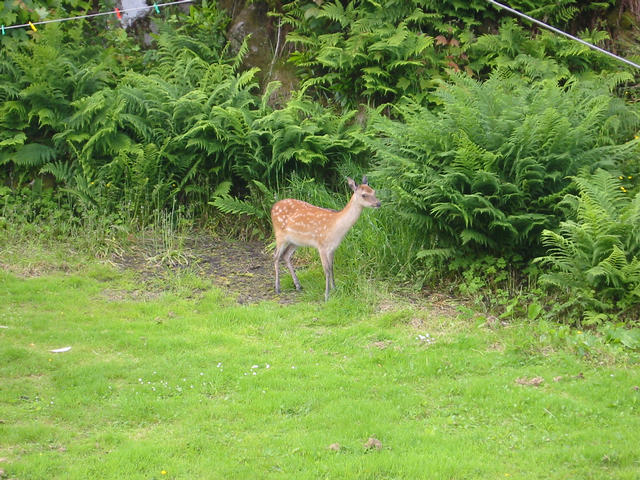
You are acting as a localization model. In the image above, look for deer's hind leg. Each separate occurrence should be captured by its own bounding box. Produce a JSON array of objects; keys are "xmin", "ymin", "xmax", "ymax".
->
[
  {"xmin": 283, "ymin": 244, "xmax": 301, "ymax": 290},
  {"xmin": 274, "ymin": 242, "xmax": 300, "ymax": 293}
]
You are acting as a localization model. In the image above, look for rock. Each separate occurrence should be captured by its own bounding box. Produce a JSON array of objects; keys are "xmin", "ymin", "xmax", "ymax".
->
[{"xmin": 221, "ymin": 0, "xmax": 298, "ymax": 100}]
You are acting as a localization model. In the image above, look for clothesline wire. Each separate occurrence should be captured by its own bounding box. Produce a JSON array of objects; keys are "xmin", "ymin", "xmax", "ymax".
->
[
  {"xmin": 487, "ymin": 0, "xmax": 640, "ymax": 70},
  {"xmin": 2, "ymin": 0, "xmax": 194, "ymax": 31},
  {"xmin": 4, "ymin": 0, "xmax": 640, "ymax": 71}
]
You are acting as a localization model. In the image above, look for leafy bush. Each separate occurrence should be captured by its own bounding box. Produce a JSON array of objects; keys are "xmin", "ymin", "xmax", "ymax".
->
[
  {"xmin": 0, "ymin": 7, "xmax": 368, "ymax": 225},
  {"xmin": 421, "ymin": 0, "xmax": 617, "ymax": 28},
  {"xmin": 0, "ymin": 22, "xmax": 116, "ymax": 185},
  {"xmin": 281, "ymin": 0, "xmax": 629, "ymax": 108},
  {"xmin": 470, "ymin": 19, "xmax": 636, "ymax": 84},
  {"xmin": 52, "ymin": 28, "xmax": 261, "ymax": 218},
  {"xmin": 282, "ymin": 0, "xmax": 470, "ymax": 106},
  {"xmin": 536, "ymin": 169, "xmax": 640, "ymax": 324},
  {"xmin": 365, "ymin": 73, "xmax": 639, "ymax": 273},
  {"xmin": 0, "ymin": 0, "xmax": 92, "ymax": 38}
]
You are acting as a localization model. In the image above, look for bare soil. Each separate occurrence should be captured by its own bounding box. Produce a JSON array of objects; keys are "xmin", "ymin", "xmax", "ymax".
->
[
  {"xmin": 2, "ymin": 232, "xmax": 467, "ymax": 315},
  {"xmin": 105, "ymin": 235, "xmax": 469, "ymax": 317},
  {"xmin": 109, "ymin": 235, "xmax": 300, "ymax": 304}
]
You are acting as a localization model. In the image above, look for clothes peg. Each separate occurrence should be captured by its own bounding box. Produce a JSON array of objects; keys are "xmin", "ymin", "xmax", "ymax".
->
[
  {"xmin": 154, "ymin": 3, "xmax": 160, "ymax": 14},
  {"xmin": 1, "ymin": 25, "xmax": 5, "ymax": 35},
  {"xmin": 115, "ymin": 7, "xmax": 122, "ymax": 19},
  {"xmin": 28, "ymin": 21, "xmax": 37, "ymax": 31}
]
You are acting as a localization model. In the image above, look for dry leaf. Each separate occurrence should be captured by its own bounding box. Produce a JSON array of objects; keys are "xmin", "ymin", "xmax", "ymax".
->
[
  {"xmin": 435, "ymin": 35, "xmax": 448, "ymax": 46},
  {"xmin": 515, "ymin": 376, "xmax": 544, "ymax": 386},
  {"xmin": 369, "ymin": 340, "xmax": 393, "ymax": 350},
  {"xmin": 364, "ymin": 437, "xmax": 383, "ymax": 450}
]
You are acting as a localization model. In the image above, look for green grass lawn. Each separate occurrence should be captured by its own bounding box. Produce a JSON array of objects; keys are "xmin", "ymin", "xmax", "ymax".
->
[{"xmin": 1, "ymin": 252, "xmax": 639, "ymax": 479}]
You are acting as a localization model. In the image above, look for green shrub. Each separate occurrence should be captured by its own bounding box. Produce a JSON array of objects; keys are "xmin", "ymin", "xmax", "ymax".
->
[
  {"xmin": 281, "ymin": 1, "xmax": 628, "ymax": 108},
  {"xmin": 365, "ymin": 73, "xmax": 639, "ymax": 273},
  {"xmin": 0, "ymin": 0, "xmax": 93, "ymax": 39},
  {"xmin": 470, "ymin": 19, "xmax": 635, "ymax": 81},
  {"xmin": 282, "ymin": 0, "xmax": 469, "ymax": 106},
  {"xmin": 1, "ymin": 1, "xmax": 372, "ymax": 224},
  {"xmin": 536, "ymin": 169, "xmax": 640, "ymax": 324}
]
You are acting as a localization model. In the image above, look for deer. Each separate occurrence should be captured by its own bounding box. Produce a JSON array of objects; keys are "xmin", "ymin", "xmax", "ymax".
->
[{"xmin": 271, "ymin": 176, "xmax": 381, "ymax": 302}]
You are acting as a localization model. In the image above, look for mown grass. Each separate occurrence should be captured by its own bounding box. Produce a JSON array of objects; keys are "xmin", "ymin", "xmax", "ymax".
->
[{"xmin": 1, "ymin": 241, "xmax": 640, "ymax": 480}]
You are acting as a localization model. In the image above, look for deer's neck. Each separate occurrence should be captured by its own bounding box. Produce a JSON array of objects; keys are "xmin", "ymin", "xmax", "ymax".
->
[{"xmin": 330, "ymin": 195, "xmax": 363, "ymax": 243}]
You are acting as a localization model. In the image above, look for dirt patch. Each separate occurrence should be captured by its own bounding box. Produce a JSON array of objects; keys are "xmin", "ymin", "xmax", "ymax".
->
[
  {"xmin": 515, "ymin": 376, "xmax": 545, "ymax": 387},
  {"xmin": 0, "ymin": 260, "xmax": 71, "ymax": 279},
  {"xmin": 367, "ymin": 340, "xmax": 394, "ymax": 350},
  {"xmin": 108, "ymin": 236, "xmax": 299, "ymax": 304}
]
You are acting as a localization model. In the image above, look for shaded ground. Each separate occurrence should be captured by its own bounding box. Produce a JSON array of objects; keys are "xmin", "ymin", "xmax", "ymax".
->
[
  {"xmin": 106, "ymin": 235, "xmax": 466, "ymax": 323},
  {"xmin": 109, "ymin": 235, "xmax": 301, "ymax": 304},
  {"xmin": 1, "ymin": 231, "xmax": 465, "ymax": 316}
]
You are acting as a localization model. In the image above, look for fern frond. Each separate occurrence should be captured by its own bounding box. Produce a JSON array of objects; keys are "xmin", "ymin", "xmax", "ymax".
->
[
  {"xmin": 316, "ymin": 1, "xmax": 349, "ymax": 27},
  {"xmin": 40, "ymin": 161, "xmax": 76, "ymax": 183},
  {"xmin": 210, "ymin": 195, "xmax": 265, "ymax": 218},
  {"xmin": 8, "ymin": 143, "xmax": 56, "ymax": 167}
]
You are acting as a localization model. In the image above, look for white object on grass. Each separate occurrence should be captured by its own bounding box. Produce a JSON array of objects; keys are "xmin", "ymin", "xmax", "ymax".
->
[{"xmin": 50, "ymin": 346, "xmax": 72, "ymax": 353}]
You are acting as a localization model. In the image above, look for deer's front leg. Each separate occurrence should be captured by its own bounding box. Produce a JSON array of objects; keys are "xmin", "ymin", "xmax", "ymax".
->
[
  {"xmin": 319, "ymin": 248, "xmax": 332, "ymax": 302},
  {"xmin": 274, "ymin": 242, "xmax": 287, "ymax": 294},
  {"xmin": 327, "ymin": 250, "xmax": 336, "ymax": 289}
]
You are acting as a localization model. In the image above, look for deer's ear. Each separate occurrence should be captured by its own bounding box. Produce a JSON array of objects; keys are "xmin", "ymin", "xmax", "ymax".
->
[
  {"xmin": 347, "ymin": 177, "xmax": 357, "ymax": 192},
  {"xmin": 362, "ymin": 175, "xmax": 368, "ymax": 185}
]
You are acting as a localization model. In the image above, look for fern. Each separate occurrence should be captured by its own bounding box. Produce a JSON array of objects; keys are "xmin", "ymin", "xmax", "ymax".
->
[
  {"xmin": 536, "ymin": 170, "xmax": 640, "ymax": 323},
  {"xmin": 210, "ymin": 195, "xmax": 265, "ymax": 218},
  {"xmin": 282, "ymin": 0, "xmax": 471, "ymax": 106},
  {"xmin": 316, "ymin": 1, "xmax": 349, "ymax": 27},
  {"xmin": 366, "ymin": 72, "xmax": 639, "ymax": 269},
  {"xmin": 40, "ymin": 161, "xmax": 76, "ymax": 184},
  {"xmin": 7, "ymin": 143, "xmax": 56, "ymax": 167}
]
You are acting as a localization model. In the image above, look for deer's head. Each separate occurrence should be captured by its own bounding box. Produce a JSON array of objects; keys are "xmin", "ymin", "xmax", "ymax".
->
[{"xmin": 348, "ymin": 176, "xmax": 381, "ymax": 209}]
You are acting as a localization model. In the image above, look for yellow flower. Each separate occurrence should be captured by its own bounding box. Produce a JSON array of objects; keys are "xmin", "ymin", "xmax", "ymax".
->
[
  {"xmin": 161, "ymin": 471, "xmax": 167, "ymax": 475},
  {"xmin": 621, "ymin": 186, "xmax": 627, "ymax": 192},
  {"xmin": 619, "ymin": 176, "xmax": 624, "ymax": 180},
  {"xmin": 629, "ymin": 176, "xmax": 633, "ymax": 179}
]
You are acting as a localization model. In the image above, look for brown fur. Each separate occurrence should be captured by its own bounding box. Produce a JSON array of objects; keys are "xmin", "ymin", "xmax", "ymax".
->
[{"xmin": 271, "ymin": 176, "xmax": 381, "ymax": 301}]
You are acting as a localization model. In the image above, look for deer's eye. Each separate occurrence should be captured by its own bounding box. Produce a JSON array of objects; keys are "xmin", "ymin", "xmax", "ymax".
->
[{"xmin": 361, "ymin": 193, "xmax": 368, "ymax": 198}]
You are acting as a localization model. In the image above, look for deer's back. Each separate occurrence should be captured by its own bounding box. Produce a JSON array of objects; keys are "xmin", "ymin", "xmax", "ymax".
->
[{"xmin": 271, "ymin": 199, "xmax": 338, "ymax": 245}]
